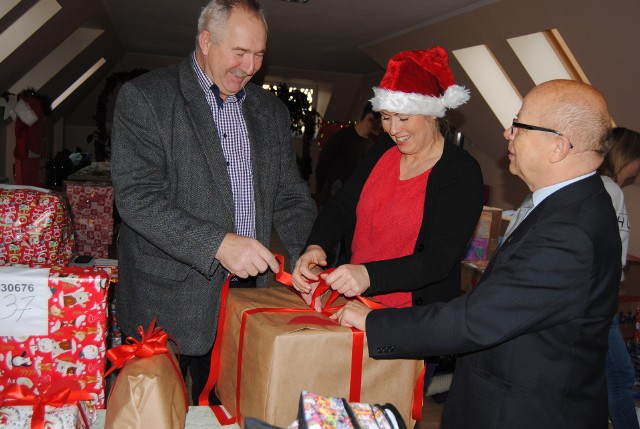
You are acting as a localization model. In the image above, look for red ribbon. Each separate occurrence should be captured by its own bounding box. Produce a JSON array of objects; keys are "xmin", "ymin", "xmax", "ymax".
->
[
  {"xmin": 105, "ymin": 319, "xmax": 170, "ymax": 376},
  {"xmin": 1, "ymin": 384, "xmax": 92, "ymax": 429}
]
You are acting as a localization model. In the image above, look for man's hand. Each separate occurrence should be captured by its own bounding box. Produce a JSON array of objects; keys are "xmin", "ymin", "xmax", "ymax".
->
[
  {"xmin": 321, "ymin": 264, "xmax": 370, "ymax": 297},
  {"xmin": 292, "ymin": 245, "xmax": 327, "ymax": 294},
  {"xmin": 215, "ymin": 233, "xmax": 280, "ymax": 278},
  {"xmin": 331, "ymin": 301, "xmax": 372, "ymax": 330}
]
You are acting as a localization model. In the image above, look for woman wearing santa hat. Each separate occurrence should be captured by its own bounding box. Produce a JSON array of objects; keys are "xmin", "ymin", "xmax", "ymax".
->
[{"xmin": 292, "ymin": 46, "xmax": 484, "ymax": 313}]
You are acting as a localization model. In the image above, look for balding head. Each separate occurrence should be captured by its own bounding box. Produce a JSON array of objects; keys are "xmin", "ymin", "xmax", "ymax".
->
[
  {"xmin": 532, "ymin": 80, "xmax": 611, "ymax": 155},
  {"xmin": 506, "ymin": 80, "xmax": 613, "ymax": 191}
]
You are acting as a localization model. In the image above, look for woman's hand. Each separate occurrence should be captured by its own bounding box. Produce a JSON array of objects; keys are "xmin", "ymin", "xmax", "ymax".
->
[
  {"xmin": 330, "ymin": 301, "xmax": 371, "ymax": 330},
  {"xmin": 292, "ymin": 245, "xmax": 327, "ymax": 294},
  {"xmin": 321, "ymin": 264, "xmax": 370, "ymax": 297}
]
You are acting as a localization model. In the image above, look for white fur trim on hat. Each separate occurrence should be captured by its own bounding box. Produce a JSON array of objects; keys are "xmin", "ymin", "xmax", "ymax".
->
[{"xmin": 370, "ymin": 85, "xmax": 470, "ymax": 118}]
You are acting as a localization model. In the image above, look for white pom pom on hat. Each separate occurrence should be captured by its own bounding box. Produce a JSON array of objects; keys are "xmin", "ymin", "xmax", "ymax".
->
[{"xmin": 370, "ymin": 46, "xmax": 470, "ymax": 117}]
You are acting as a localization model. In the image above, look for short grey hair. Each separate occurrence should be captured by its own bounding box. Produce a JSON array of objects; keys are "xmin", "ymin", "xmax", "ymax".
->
[{"xmin": 196, "ymin": 0, "xmax": 267, "ymax": 48}]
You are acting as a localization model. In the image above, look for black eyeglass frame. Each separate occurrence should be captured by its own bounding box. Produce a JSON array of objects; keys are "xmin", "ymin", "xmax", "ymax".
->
[{"xmin": 511, "ymin": 120, "xmax": 573, "ymax": 149}]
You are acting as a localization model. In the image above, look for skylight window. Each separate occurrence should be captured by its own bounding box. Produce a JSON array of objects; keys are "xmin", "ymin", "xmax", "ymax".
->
[
  {"xmin": 51, "ymin": 57, "xmax": 106, "ymax": 110},
  {"xmin": 9, "ymin": 28, "xmax": 104, "ymax": 93},
  {"xmin": 0, "ymin": 0, "xmax": 21, "ymax": 20},
  {"xmin": 452, "ymin": 44, "xmax": 523, "ymax": 129},
  {"xmin": 507, "ymin": 29, "xmax": 589, "ymax": 85},
  {"xmin": 0, "ymin": 0, "xmax": 62, "ymax": 64}
]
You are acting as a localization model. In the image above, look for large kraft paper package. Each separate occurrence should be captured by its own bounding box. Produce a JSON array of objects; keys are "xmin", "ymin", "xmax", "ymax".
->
[
  {"xmin": 217, "ymin": 287, "xmax": 423, "ymax": 428},
  {"xmin": 104, "ymin": 326, "xmax": 188, "ymax": 429}
]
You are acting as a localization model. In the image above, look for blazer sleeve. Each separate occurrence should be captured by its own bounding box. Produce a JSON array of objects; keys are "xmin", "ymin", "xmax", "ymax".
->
[{"xmin": 365, "ymin": 220, "xmax": 597, "ymax": 358}]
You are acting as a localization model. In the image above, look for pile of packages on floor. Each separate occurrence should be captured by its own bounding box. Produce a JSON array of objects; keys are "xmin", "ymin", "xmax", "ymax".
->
[
  {"xmin": 0, "ymin": 185, "xmax": 424, "ymax": 428},
  {"xmin": 0, "ymin": 184, "xmax": 112, "ymax": 428}
]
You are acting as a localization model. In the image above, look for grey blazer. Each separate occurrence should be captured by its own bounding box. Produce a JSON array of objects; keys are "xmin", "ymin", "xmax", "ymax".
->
[{"xmin": 111, "ymin": 57, "xmax": 316, "ymax": 355}]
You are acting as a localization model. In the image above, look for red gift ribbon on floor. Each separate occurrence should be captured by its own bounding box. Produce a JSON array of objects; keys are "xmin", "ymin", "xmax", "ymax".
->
[
  {"xmin": 0, "ymin": 384, "xmax": 93, "ymax": 429},
  {"xmin": 104, "ymin": 319, "xmax": 188, "ymax": 413},
  {"xmin": 200, "ymin": 254, "xmax": 424, "ymax": 423}
]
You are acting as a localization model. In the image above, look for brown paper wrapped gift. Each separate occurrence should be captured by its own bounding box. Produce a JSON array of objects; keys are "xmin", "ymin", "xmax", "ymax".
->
[
  {"xmin": 104, "ymin": 322, "xmax": 188, "ymax": 429},
  {"xmin": 216, "ymin": 286, "xmax": 424, "ymax": 428}
]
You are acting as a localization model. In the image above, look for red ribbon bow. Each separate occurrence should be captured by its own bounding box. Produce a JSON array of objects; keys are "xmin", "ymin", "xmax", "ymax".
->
[
  {"xmin": 105, "ymin": 319, "xmax": 169, "ymax": 376},
  {"xmin": 1, "ymin": 384, "xmax": 92, "ymax": 429}
]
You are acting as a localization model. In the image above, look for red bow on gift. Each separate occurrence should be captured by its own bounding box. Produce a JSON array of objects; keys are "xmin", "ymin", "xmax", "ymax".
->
[
  {"xmin": 105, "ymin": 319, "xmax": 171, "ymax": 376},
  {"xmin": 1, "ymin": 384, "xmax": 92, "ymax": 429}
]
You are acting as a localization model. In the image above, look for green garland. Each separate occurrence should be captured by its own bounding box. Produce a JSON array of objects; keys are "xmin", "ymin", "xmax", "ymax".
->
[{"xmin": 18, "ymin": 88, "xmax": 52, "ymax": 116}]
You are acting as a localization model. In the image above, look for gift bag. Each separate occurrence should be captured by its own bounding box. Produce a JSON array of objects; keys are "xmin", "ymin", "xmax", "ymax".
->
[{"xmin": 104, "ymin": 321, "xmax": 188, "ymax": 429}]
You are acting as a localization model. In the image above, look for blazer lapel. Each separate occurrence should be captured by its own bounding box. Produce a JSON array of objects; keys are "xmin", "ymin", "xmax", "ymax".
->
[{"xmin": 178, "ymin": 60, "xmax": 234, "ymax": 219}]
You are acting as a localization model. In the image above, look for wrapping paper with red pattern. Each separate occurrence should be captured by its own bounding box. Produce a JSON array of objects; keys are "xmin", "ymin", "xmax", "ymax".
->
[
  {"xmin": 0, "ymin": 267, "xmax": 109, "ymax": 408},
  {"xmin": 0, "ymin": 187, "xmax": 75, "ymax": 267},
  {"xmin": 64, "ymin": 183, "xmax": 114, "ymax": 258}
]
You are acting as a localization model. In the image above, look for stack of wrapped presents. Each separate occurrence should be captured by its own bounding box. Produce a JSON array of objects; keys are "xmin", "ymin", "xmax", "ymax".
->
[
  {"xmin": 64, "ymin": 182, "xmax": 114, "ymax": 259},
  {"xmin": 0, "ymin": 185, "xmax": 110, "ymax": 427}
]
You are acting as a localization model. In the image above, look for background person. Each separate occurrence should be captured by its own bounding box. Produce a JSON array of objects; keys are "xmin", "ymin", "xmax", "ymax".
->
[
  {"xmin": 334, "ymin": 80, "xmax": 620, "ymax": 429},
  {"xmin": 598, "ymin": 126, "xmax": 640, "ymax": 429},
  {"xmin": 111, "ymin": 0, "xmax": 316, "ymax": 403},
  {"xmin": 292, "ymin": 46, "xmax": 483, "ymax": 312},
  {"xmin": 315, "ymin": 102, "xmax": 382, "ymax": 208}
]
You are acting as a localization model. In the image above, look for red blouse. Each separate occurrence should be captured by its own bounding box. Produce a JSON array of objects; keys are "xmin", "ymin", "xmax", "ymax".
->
[{"xmin": 351, "ymin": 147, "xmax": 430, "ymax": 308}]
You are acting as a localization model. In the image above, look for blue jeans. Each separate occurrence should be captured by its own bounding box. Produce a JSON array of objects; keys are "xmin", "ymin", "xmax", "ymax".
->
[{"xmin": 607, "ymin": 317, "xmax": 639, "ymax": 428}]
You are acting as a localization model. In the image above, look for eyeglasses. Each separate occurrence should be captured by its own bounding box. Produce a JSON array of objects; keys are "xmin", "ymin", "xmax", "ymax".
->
[{"xmin": 511, "ymin": 119, "xmax": 573, "ymax": 148}]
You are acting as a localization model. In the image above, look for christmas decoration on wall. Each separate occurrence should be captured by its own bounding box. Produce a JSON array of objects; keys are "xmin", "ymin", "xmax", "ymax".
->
[
  {"xmin": 13, "ymin": 88, "xmax": 52, "ymax": 187},
  {"xmin": 87, "ymin": 68, "xmax": 148, "ymax": 161}
]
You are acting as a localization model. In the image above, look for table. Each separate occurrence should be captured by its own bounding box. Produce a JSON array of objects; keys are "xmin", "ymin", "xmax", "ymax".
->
[{"xmin": 91, "ymin": 406, "xmax": 240, "ymax": 428}]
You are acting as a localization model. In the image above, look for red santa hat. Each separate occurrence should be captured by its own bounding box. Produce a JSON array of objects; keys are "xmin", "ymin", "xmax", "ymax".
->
[{"xmin": 370, "ymin": 46, "xmax": 470, "ymax": 117}]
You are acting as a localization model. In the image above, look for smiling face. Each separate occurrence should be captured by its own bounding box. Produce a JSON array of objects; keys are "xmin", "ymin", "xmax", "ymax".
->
[
  {"xmin": 198, "ymin": 6, "xmax": 266, "ymax": 99},
  {"xmin": 380, "ymin": 111, "xmax": 439, "ymax": 156}
]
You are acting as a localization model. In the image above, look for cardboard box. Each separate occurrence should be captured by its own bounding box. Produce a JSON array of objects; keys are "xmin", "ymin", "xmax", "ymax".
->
[
  {"xmin": 464, "ymin": 206, "xmax": 502, "ymax": 262},
  {"xmin": 0, "ymin": 267, "xmax": 110, "ymax": 407},
  {"xmin": 461, "ymin": 261, "xmax": 487, "ymax": 293},
  {"xmin": 617, "ymin": 295, "xmax": 640, "ymax": 342},
  {"xmin": 217, "ymin": 287, "xmax": 424, "ymax": 428},
  {"xmin": 0, "ymin": 186, "xmax": 75, "ymax": 267}
]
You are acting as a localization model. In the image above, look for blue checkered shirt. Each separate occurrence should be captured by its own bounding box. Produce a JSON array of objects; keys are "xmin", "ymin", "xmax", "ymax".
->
[{"xmin": 192, "ymin": 53, "xmax": 256, "ymax": 238}]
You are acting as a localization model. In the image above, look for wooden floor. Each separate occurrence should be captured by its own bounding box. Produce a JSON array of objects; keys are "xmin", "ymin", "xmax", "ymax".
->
[{"xmin": 417, "ymin": 397, "xmax": 445, "ymax": 429}]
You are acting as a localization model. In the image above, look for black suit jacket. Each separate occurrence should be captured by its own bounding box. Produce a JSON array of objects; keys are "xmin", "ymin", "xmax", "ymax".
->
[{"xmin": 366, "ymin": 174, "xmax": 621, "ymax": 429}]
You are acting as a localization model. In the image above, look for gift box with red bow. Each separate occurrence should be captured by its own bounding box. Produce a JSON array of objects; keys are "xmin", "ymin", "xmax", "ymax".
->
[
  {"xmin": 0, "ymin": 383, "xmax": 96, "ymax": 429},
  {"xmin": 212, "ymin": 277, "xmax": 424, "ymax": 428},
  {"xmin": 0, "ymin": 266, "xmax": 109, "ymax": 407},
  {"xmin": 0, "ymin": 186, "xmax": 75, "ymax": 267},
  {"xmin": 104, "ymin": 321, "xmax": 188, "ymax": 429}
]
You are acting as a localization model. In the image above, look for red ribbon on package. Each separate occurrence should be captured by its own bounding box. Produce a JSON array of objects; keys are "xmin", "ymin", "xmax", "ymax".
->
[
  {"xmin": 104, "ymin": 319, "xmax": 170, "ymax": 376},
  {"xmin": 200, "ymin": 255, "xmax": 424, "ymax": 423},
  {"xmin": 0, "ymin": 384, "xmax": 92, "ymax": 429}
]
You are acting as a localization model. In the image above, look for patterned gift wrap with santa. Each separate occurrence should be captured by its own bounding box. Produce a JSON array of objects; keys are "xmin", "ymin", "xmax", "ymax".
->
[
  {"xmin": 0, "ymin": 186, "xmax": 75, "ymax": 267},
  {"xmin": 215, "ymin": 286, "xmax": 424, "ymax": 428},
  {"xmin": 63, "ymin": 183, "xmax": 114, "ymax": 259},
  {"xmin": 0, "ymin": 266, "xmax": 110, "ymax": 408}
]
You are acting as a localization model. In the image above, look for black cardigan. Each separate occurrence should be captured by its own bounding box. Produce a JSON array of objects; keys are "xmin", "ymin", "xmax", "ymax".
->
[{"xmin": 307, "ymin": 134, "xmax": 484, "ymax": 306}]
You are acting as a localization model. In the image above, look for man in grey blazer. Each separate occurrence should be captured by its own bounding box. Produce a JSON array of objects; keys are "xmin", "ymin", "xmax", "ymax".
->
[
  {"xmin": 110, "ymin": 0, "xmax": 316, "ymax": 403},
  {"xmin": 334, "ymin": 80, "xmax": 620, "ymax": 428}
]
